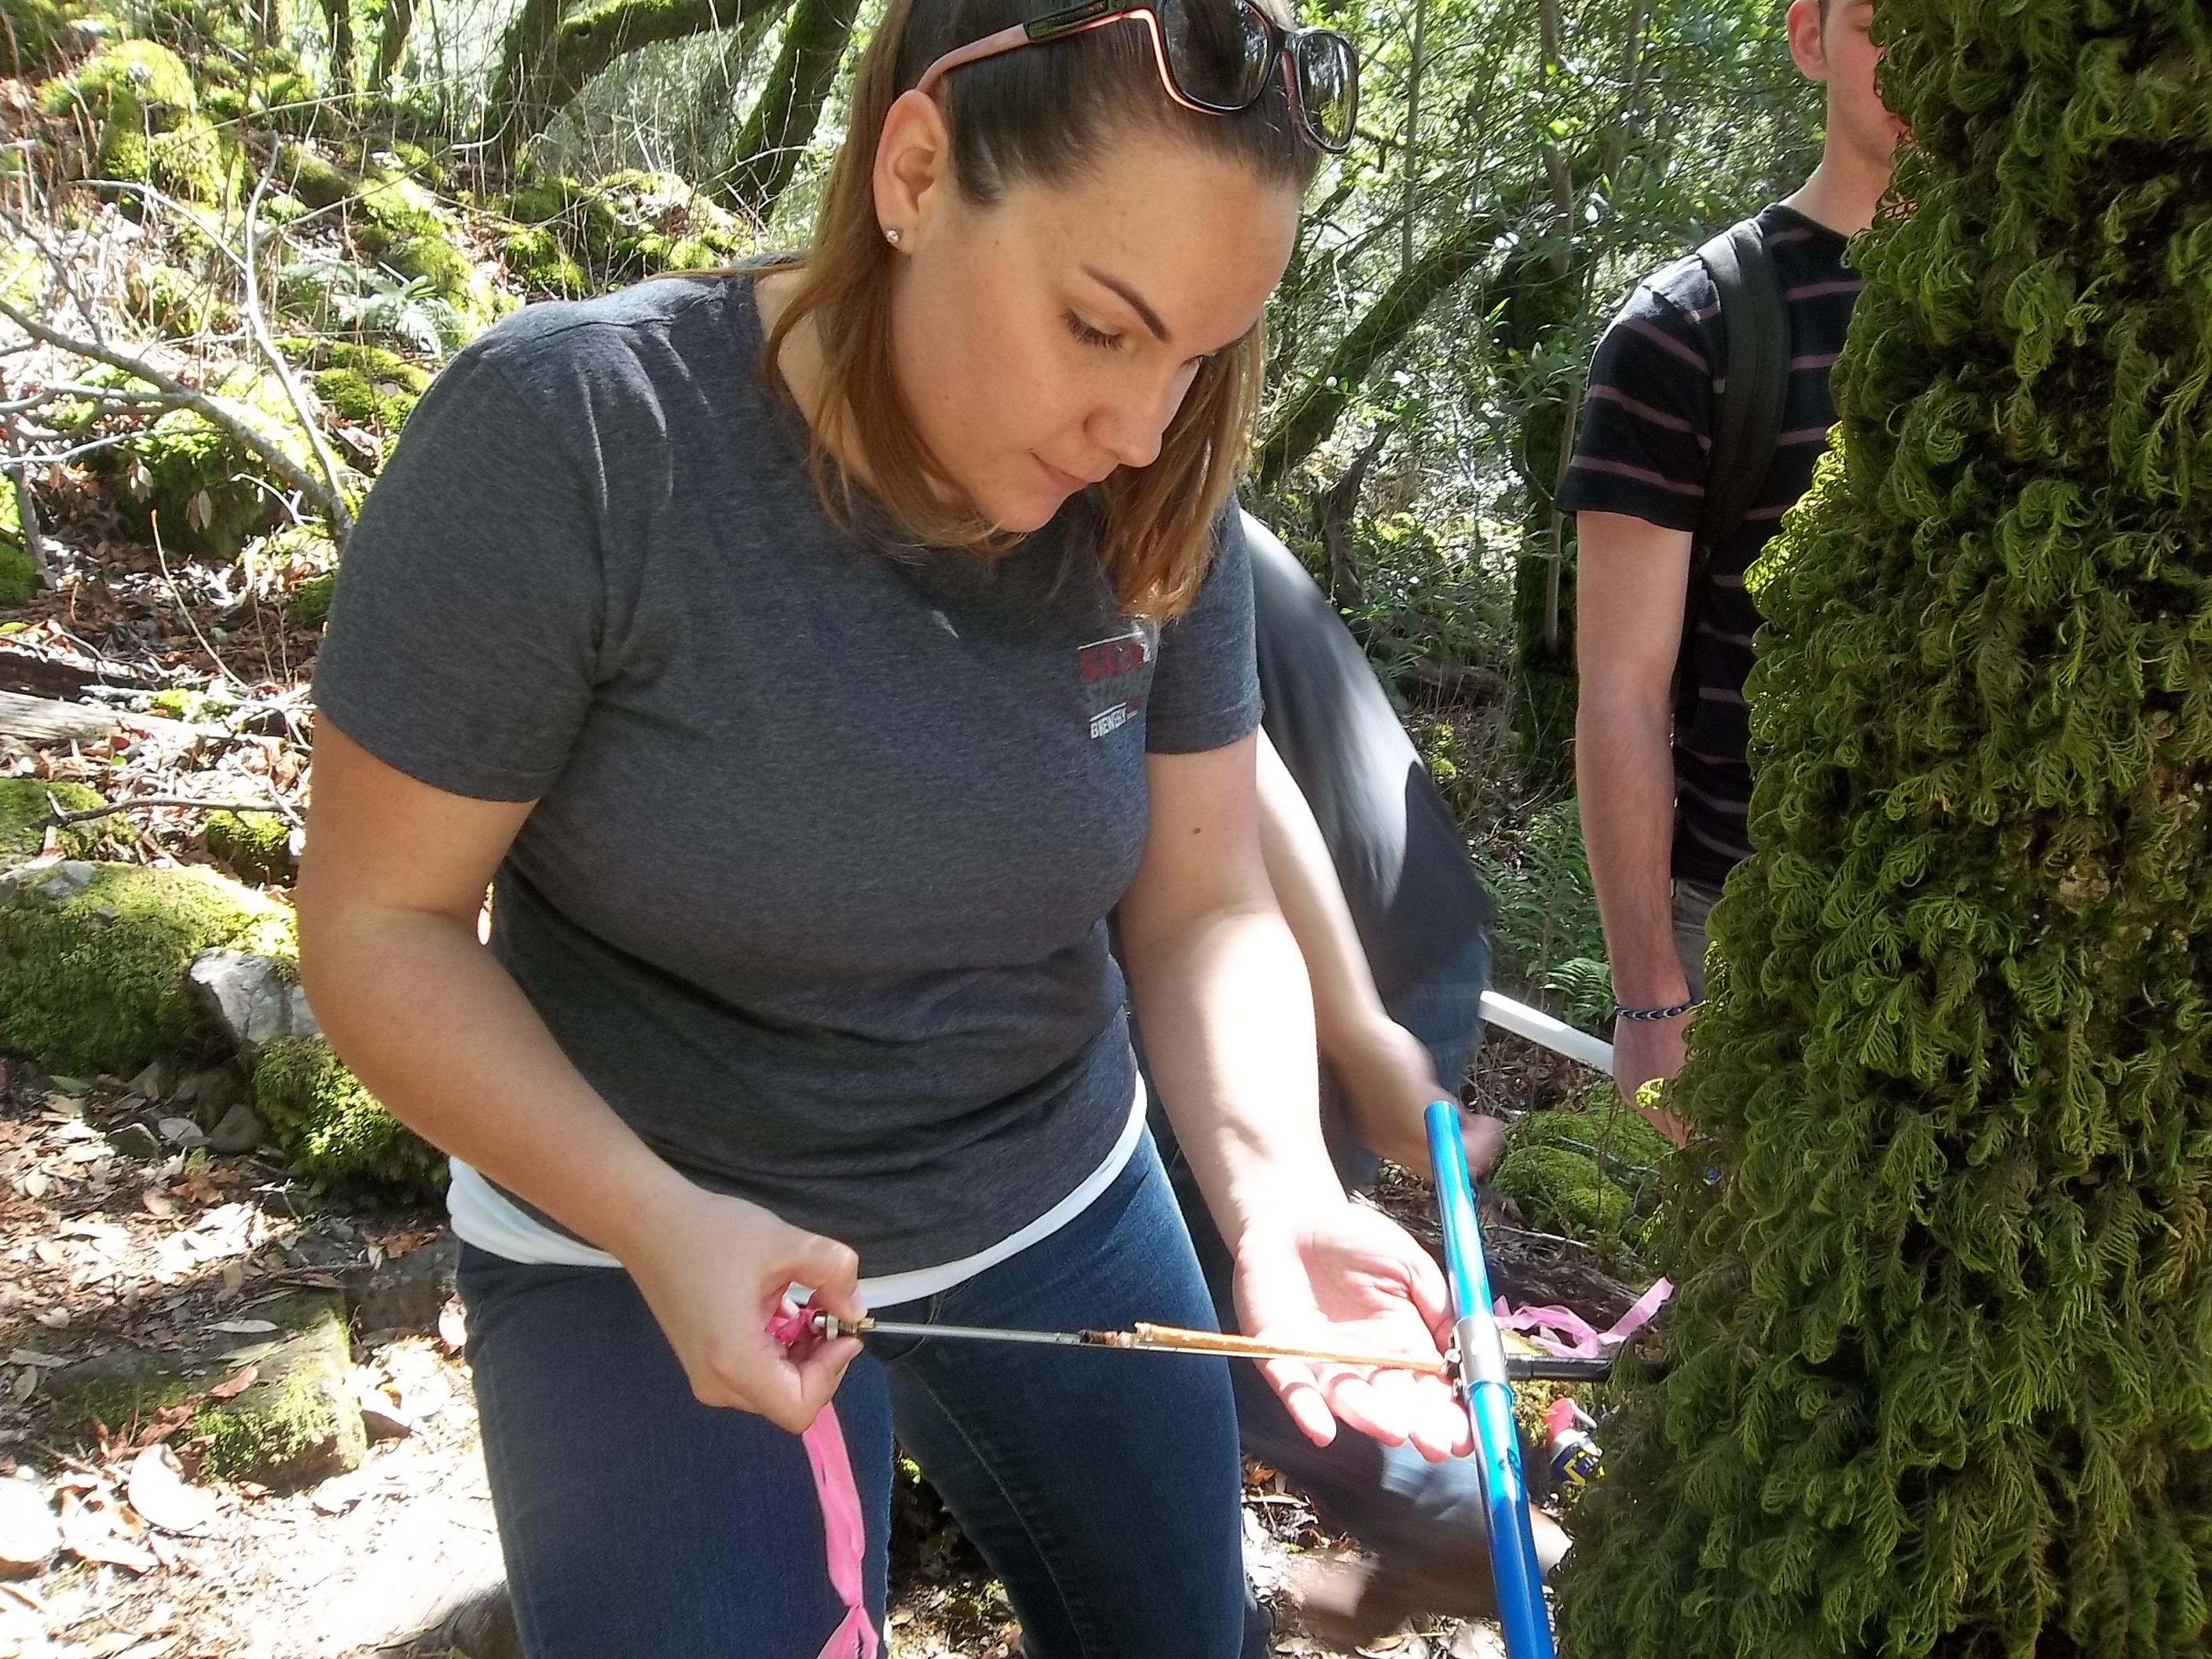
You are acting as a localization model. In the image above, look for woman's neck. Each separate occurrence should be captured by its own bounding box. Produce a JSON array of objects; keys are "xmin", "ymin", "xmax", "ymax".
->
[{"xmin": 753, "ymin": 269, "xmax": 877, "ymax": 490}]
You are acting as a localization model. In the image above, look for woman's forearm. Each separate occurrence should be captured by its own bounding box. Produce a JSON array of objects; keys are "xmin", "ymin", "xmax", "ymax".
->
[
  {"xmin": 1123, "ymin": 901, "xmax": 1346, "ymax": 1247},
  {"xmin": 300, "ymin": 907, "xmax": 690, "ymax": 1262}
]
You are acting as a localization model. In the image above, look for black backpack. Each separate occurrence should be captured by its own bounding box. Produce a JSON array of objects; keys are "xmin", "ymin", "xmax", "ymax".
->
[{"xmin": 1672, "ymin": 217, "xmax": 1789, "ymax": 727}]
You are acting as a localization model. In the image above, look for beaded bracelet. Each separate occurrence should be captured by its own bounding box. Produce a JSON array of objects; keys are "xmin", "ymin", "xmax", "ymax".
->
[{"xmin": 1612, "ymin": 999, "xmax": 1700, "ymax": 1022}]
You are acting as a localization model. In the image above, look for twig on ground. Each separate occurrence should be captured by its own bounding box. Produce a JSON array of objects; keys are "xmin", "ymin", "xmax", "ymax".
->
[
  {"xmin": 45, "ymin": 792, "xmax": 298, "ymax": 827},
  {"xmin": 1549, "ymin": 1136, "xmax": 1666, "ymax": 1187},
  {"xmin": 152, "ymin": 513, "xmax": 250, "ymax": 692}
]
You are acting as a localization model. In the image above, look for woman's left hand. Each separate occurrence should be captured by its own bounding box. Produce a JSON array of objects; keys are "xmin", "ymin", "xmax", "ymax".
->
[{"xmin": 1232, "ymin": 1202, "xmax": 1472, "ymax": 1462}]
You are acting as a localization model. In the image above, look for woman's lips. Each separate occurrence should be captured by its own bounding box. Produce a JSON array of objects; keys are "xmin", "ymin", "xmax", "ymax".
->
[{"xmin": 1035, "ymin": 455, "xmax": 1092, "ymax": 493}]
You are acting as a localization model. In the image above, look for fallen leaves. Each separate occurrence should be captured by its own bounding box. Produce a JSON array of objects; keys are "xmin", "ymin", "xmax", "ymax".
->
[
  {"xmin": 205, "ymin": 1366, "xmax": 255, "ymax": 1401},
  {"xmin": 55, "ymin": 1486, "xmax": 156, "ymax": 1574},
  {"xmin": 123, "ymin": 1448, "xmax": 214, "ymax": 1538}
]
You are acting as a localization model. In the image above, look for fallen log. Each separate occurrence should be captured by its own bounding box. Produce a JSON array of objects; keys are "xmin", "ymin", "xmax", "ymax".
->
[{"xmin": 0, "ymin": 689, "xmax": 214, "ymax": 746}]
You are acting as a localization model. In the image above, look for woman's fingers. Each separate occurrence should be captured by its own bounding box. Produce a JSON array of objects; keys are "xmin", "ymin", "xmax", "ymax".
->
[{"xmin": 1262, "ymin": 1357, "xmax": 1339, "ymax": 1447}]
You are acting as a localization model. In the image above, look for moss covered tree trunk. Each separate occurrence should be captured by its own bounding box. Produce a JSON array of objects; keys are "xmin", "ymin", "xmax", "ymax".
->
[
  {"xmin": 716, "ymin": 0, "xmax": 862, "ymax": 222},
  {"xmin": 1556, "ymin": 3, "xmax": 2212, "ymax": 1656},
  {"xmin": 483, "ymin": 0, "xmax": 786, "ymax": 169},
  {"xmin": 1498, "ymin": 240, "xmax": 1589, "ymax": 797}
]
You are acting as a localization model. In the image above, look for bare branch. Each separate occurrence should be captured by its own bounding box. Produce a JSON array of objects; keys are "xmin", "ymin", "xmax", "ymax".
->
[
  {"xmin": 2, "ymin": 413, "xmax": 55, "ymax": 592},
  {"xmin": 239, "ymin": 144, "xmax": 354, "ymax": 538},
  {"xmin": 0, "ymin": 296, "xmax": 350, "ymax": 534}
]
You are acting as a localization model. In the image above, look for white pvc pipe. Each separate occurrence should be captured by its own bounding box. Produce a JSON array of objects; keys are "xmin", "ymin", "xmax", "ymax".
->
[{"xmin": 1479, "ymin": 990, "xmax": 1614, "ymax": 1074}]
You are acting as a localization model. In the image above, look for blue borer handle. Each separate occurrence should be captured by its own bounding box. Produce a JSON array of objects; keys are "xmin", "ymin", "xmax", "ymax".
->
[{"xmin": 1426, "ymin": 1099, "xmax": 1556, "ymax": 1659}]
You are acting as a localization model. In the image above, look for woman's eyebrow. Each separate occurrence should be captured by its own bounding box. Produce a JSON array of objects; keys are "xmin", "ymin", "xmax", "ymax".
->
[{"xmin": 1083, "ymin": 265, "xmax": 1173, "ymax": 343}]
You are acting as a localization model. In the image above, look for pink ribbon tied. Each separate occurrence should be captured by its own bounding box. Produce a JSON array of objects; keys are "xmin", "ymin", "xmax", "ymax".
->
[
  {"xmin": 1493, "ymin": 1276, "xmax": 1672, "ymax": 1360},
  {"xmin": 767, "ymin": 1306, "xmax": 881, "ymax": 1659}
]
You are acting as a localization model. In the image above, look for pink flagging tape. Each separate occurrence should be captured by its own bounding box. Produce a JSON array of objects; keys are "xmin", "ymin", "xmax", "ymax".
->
[
  {"xmin": 767, "ymin": 1306, "xmax": 882, "ymax": 1659},
  {"xmin": 1494, "ymin": 1277, "xmax": 1672, "ymax": 1360}
]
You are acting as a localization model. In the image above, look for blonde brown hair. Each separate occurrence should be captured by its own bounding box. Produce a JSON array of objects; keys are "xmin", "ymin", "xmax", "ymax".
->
[{"xmin": 759, "ymin": 0, "xmax": 1319, "ymax": 619}]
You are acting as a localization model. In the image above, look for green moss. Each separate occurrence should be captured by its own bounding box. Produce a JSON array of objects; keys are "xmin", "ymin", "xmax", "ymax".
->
[
  {"xmin": 50, "ymin": 1295, "xmax": 363, "ymax": 1488},
  {"xmin": 39, "ymin": 38, "xmax": 195, "ymax": 187},
  {"xmin": 288, "ymin": 570, "xmax": 335, "ymax": 628},
  {"xmin": 274, "ymin": 139, "xmax": 352, "ymax": 210},
  {"xmin": 119, "ymin": 367, "xmax": 319, "ymax": 561},
  {"xmin": 253, "ymin": 1034, "xmax": 445, "ymax": 1205},
  {"xmin": 0, "ymin": 536, "xmax": 30, "ymax": 606},
  {"xmin": 309, "ymin": 341, "xmax": 427, "ymax": 431},
  {"xmin": 203, "ymin": 810, "xmax": 290, "ymax": 884},
  {"xmin": 190, "ymin": 1350, "xmax": 357, "ymax": 1485},
  {"xmin": 498, "ymin": 225, "xmax": 588, "ymax": 297},
  {"xmin": 0, "ymin": 860, "xmax": 295, "ymax": 1075},
  {"xmin": 1492, "ymin": 1097, "xmax": 1672, "ymax": 1251},
  {"xmin": 0, "ymin": 779, "xmax": 109, "ymax": 862},
  {"xmin": 0, "ymin": 0, "xmax": 75, "ymax": 75},
  {"xmin": 498, "ymin": 170, "xmax": 752, "ymax": 286},
  {"xmin": 145, "ymin": 113, "xmax": 240, "ymax": 204},
  {"xmin": 255, "ymin": 519, "xmax": 341, "ymax": 572},
  {"xmin": 385, "ymin": 233, "xmax": 467, "ymax": 292},
  {"xmin": 42, "ymin": 35, "xmax": 193, "ymax": 114},
  {"xmin": 129, "ymin": 262, "xmax": 233, "ymax": 335}
]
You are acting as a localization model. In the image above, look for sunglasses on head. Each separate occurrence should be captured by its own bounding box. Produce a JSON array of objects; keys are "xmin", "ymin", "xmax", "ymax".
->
[{"xmin": 915, "ymin": 0, "xmax": 1360, "ymax": 154}]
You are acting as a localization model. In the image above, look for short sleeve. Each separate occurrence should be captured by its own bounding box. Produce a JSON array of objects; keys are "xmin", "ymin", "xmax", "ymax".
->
[
  {"xmin": 1144, "ymin": 504, "xmax": 1262, "ymax": 754},
  {"xmin": 313, "ymin": 347, "xmax": 603, "ymax": 801},
  {"xmin": 1555, "ymin": 276, "xmax": 1716, "ymax": 533}
]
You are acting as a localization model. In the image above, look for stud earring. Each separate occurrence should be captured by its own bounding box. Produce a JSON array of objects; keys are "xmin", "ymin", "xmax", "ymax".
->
[{"xmin": 884, "ymin": 226, "xmax": 902, "ymax": 247}]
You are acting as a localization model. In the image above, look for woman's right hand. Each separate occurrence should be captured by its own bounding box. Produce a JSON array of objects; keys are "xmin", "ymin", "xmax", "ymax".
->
[{"xmin": 617, "ymin": 1181, "xmax": 867, "ymax": 1434}]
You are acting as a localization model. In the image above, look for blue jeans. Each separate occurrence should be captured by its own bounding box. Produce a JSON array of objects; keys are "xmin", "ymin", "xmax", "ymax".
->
[
  {"xmin": 460, "ymin": 1136, "xmax": 1268, "ymax": 1659},
  {"xmin": 1148, "ymin": 932, "xmax": 1496, "ymax": 1573}
]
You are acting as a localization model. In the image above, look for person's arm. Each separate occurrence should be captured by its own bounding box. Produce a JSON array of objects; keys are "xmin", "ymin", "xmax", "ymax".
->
[
  {"xmin": 1573, "ymin": 509, "xmax": 1695, "ymax": 1134},
  {"xmin": 1118, "ymin": 733, "xmax": 1467, "ymax": 1461},
  {"xmin": 1252, "ymin": 732, "xmax": 1500, "ymax": 1179},
  {"xmin": 295, "ymin": 723, "xmax": 863, "ymax": 1432}
]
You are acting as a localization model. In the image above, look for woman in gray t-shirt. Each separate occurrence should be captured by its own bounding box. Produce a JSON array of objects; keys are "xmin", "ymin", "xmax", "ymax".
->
[{"xmin": 301, "ymin": 2, "xmax": 1467, "ymax": 1653}]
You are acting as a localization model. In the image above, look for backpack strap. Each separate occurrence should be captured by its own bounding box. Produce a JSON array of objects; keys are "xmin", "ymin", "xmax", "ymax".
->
[{"xmin": 1675, "ymin": 217, "xmax": 1788, "ymax": 724}]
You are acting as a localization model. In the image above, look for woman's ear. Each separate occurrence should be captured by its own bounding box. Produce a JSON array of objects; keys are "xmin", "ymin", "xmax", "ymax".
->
[{"xmin": 873, "ymin": 89, "xmax": 955, "ymax": 249}]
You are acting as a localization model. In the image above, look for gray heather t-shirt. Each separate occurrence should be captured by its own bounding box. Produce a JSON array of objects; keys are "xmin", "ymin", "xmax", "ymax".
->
[{"xmin": 312, "ymin": 276, "xmax": 1261, "ymax": 1275}]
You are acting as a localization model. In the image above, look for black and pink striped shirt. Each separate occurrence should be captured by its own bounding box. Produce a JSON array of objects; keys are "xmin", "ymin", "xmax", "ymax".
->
[{"xmin": 1558, "ymin": 203, "xmax": 1860, "ymax": 885}]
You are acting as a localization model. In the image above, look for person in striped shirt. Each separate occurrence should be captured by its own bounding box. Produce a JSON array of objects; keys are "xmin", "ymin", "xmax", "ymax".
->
[{"xmin": 1561, "ymin": 0, "xmax": 1903, "ymax": 1126}]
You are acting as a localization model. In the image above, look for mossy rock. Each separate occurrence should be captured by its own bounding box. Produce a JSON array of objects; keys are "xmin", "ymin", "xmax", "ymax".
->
[
  {"xmin": 47, "ymin": 1291, "xmax": 364, "ymax": 1489},
  {"xmin": 350, "ymin": 172, "xmax": 445, "ymax": 251},
  {"xmin": 115, "ymin": 366, "xmax": 319, "ymax": 561},
  {"xmin": 254, "ymin": 518, "xmax": 341, "ymax": 569},
  {"xmin": 497, "ymin": 224, "xmax": 588, "ymax": 298},
  {"xmin": 38, "ymin": 38, "xmax": 196, "ymax": 186},
  {"xmin": 289, "ymin": 569, "xmax": 335, "ymax": 628},
  {"xmin": 254, "ymin": 1035, "xmax": 445, "ymax": 1206},
  {"xmin": 144, "ymin": 113, "xmax": 242, "ymax": 205},
  {"xmin": 204, "ymin": 810, "xmax": 290, "ymax": 884},
  {"xmin": 1492, "ymin": 1096, "xmax": 1674, "ymax": 1251},
  {"xmin": 273, "ymin": 138, "xmax": 352, "ymax": 210},
  {"xmin": 588, "ymin": 169, "xmax": 753, "ymax": 275},
  {"xmin": 311, "ymin": 342, "xmax": 427, "ymax": 430},
  {"xmin": 0, "ymin": 778, "xmax": 112, "ymax": 864},
  {"xmin": 0, "ymin": 859, "xmax": 295, "ymax": 1075}
]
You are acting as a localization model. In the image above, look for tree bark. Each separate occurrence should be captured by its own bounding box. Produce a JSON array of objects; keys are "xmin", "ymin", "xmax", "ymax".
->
[
  {"xmin": 320, "ymin": 0, "xmax": 357, "ymax": 93},
  {"xmin": 481, "ymin": 0, "xmax": 789, "ymax": 169},
  {"xmin": 373, "ymin": 0, "xmax": 416, "ymax": 89},
  {"xmin": 716, "ymin": 0, "xmax": 862, "ymax": 221},
  {"xmin": 1253, "ymin": 207, "xmax": 1498, "ymax": 493}
]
